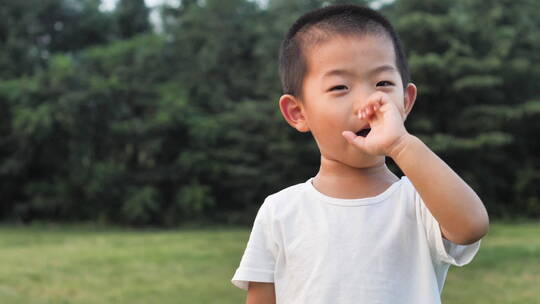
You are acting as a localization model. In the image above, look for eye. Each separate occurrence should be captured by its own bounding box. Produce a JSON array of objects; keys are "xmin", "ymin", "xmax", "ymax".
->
[
  {"xmin": 376, "ymin": 81, "xmax": 394, "ymax": 87},
  {"xmin": 328, "ymin": 85, "xmax": 348, "ymax": 92}
]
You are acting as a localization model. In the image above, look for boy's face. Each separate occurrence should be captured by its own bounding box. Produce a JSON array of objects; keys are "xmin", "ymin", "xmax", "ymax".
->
[{"xmin": 280, "ymin": 33, "xmax": 416, "ymax": 168}]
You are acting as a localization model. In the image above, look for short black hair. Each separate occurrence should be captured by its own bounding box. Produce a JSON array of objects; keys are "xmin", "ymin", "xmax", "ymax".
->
[{"xmin": 279, "ymin": 4, "xmax": 410, "ymax": 98}]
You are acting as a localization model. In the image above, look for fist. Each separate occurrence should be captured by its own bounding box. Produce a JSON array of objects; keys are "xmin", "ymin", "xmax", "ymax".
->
[{"xmin": 342, "ymin": 91, "xmax": 410, "ymax": 157}]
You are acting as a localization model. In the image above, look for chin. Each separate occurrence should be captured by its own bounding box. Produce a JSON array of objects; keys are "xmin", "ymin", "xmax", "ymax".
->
[
  {"xmin": 320, "ymin": 147, "xmax": 385, "ymax": 169},
  {"xmin": 348, "ymin": 155, "xmax": 386, "ymax": 169}
]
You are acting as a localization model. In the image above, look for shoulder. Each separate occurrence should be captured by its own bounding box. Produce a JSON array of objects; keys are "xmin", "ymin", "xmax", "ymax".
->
[
  {"xmin": 260, "ymin": 180, "xmax": 310, "ymax": 219},
  {"xmin": 391, "ymin": 176, "xmax": 421, "ymax": 220},
  {"xmin": 264, "ymin": 181, "xmax": 308, "ymax": 207},
  {"xmin": 397, "ymin": 175, "xmax": 419, "ymax": 201}
]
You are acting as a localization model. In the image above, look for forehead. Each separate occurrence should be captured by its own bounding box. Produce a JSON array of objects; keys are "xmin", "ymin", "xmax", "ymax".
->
[{"xmin": 303, "ymin": 33, "xmax": 397, "ymax": 78}]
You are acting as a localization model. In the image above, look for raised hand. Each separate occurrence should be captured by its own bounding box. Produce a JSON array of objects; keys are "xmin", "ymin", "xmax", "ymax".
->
[{"xmin": 341, "ymin": 91, "xmax": 410, "ymax": 158}]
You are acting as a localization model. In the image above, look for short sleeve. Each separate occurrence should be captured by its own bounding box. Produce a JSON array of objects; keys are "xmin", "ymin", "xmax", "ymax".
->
[
  {"xmin": 407, "ymin": 178, "xmax": 481, "ymax": 266},
  {"xmin": 231, "ymin": 200, "xmax": 277, "ymax": 290}
]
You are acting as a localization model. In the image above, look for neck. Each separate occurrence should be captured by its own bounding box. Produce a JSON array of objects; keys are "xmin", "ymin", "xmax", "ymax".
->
[{"xmin": 312, "ymin": 156, "xmax": 399, "ymax": 199}]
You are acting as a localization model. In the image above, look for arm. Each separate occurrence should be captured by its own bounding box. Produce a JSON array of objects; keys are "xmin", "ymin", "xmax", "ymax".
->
[
  {"xmin": 246, "ymin": 282, "xmax": 276, "ymax": 304},
  {"xmin": 342, "ymin": 92, "xmax": 489, "ymax": 245},
  {"xmin": 389, "ymin": 134, "xmax": 489, "ymax": 245}
]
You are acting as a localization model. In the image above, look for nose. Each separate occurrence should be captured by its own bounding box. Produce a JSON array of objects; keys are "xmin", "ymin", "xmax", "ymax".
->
[
  {"xmin": 352, "ymin": 88, "xmax": 372, "ymax": 117},
  {"xmin": 354, "ymin": 90, "xmax": 389, "ymax": 118}
]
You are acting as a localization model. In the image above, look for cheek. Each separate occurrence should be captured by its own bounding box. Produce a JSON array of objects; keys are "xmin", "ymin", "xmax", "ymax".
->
[
  {"xmin": 390, "ymin": 91, "xmax": 406, "ymax": 111},
  {"xmin": 312, "ymin": 112, "xmax": 348, "ymax": 142}
]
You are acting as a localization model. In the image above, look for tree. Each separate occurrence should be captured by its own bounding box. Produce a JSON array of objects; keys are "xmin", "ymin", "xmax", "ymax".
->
[
  {"xmin": 386, "ymin": 0, "xmax": 540, "ymax": 217},
  {"xmin": 115, "ymin": 0, "xmax": 151, "ymax": 39},
  {"xmin": 1, "ymin": 0, "xmax": 538, "ymax": 225},
  {"xmin": 0, "ymin": 0, "xmax": 116, "ymax": 79}
]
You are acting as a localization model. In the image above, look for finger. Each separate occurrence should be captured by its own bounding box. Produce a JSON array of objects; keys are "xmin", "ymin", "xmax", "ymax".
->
[
  {"xmin": 358, "ymin": 106, "xmax": 371, "ymax": 119},
  {"xmin": 360, "ymin": 109, "xmax": 372, "ymax": 120},
  {"xmin": 370, "ymin": 103, "xmax": 378, "ymax": 115},
  {"xmin": 359, "ymin": 100, "xmax": 383, "ymax": 120},
  {"xmin": 358, "ymin": 110, "xmax": 365, "ymax": 120},
  {"xmin": 365, "ymin": 106, "xmax": 373, "ymax": 118},
  {"xmin": 372, "ymin": 102, "xmax": 381, "ymax": 112},
  {"xmin": 342, "ymin": 130, "xmax": 357, "ymax": 142},
  {"xmin": 342, "ymin": 130, "xmax": 367, "ymax": 151}
]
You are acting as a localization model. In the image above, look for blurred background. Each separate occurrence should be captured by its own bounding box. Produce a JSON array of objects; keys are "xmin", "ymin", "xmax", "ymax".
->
[{"xmin": 0, "ymin": 0, "xmax": 538, "ymax": 303}]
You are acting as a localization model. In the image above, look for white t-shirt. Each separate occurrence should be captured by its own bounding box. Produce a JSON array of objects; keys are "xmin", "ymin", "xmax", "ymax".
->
[{"xmin": 231, "ymin": 176, "xmax": 481, "ymax": 303}]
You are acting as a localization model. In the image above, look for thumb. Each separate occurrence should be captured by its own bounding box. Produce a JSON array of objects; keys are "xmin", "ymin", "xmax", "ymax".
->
[{"xmin": 342, "ymin": 131, "xmax": 368, "ymax": 152}]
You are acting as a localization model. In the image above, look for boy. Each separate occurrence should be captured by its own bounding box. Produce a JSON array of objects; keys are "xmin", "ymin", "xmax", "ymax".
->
[{"xmin": 231, "ymin": 4, "xmax": 489, "ymax": 303}]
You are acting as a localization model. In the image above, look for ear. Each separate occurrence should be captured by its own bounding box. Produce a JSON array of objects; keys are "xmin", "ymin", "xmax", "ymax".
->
[
  {"xmin": 278, "ymin": 94, "xmax": 309, "ymax": 132},
  {"xmin": 403, "ymin": 83, "xmax": 417, "ymax": 119}
]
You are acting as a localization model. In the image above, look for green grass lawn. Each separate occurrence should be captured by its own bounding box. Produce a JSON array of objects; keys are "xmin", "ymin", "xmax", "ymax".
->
[{"xmin": 0, "ymin": 222, "xmax": 538, "ymax": 303}]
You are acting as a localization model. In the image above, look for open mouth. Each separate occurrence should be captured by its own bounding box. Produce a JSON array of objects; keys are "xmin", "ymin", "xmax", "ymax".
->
[{"xmin": 355, "ymin": 128, "xmax": 371, "ymax": 137}]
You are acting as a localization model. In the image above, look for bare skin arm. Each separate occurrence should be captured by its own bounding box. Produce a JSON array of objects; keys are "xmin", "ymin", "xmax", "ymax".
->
[
  {"xmin": 246, "ymin": 282, "xmax": 276, "ymax": 304},
  {"xmin": 343, "ymin": 92, "xmax": 489, "ymax": 245},
  {"xmin": 389, "ymin": 134, "xmax": 489, "ymax": 244}
]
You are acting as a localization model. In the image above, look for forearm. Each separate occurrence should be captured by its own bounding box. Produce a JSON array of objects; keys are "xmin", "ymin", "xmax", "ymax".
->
[
  {"xmin": 246, "ymin": 282, "xmax": 276, "ymax": 304},
  {"xmin": 390, "ymin": 134, "xmax": 489, "ymax": 244}
]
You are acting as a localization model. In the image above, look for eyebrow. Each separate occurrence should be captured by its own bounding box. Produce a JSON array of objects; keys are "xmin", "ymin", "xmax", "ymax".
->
[{"xmin": 322, "ymin": 65, "xmax": 396, "ymax": 78}]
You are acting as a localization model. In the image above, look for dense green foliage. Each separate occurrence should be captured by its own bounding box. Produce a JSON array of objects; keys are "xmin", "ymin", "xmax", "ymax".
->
[
  {"xmin": 0, "ymin": 0, "xmax": 538, "ymax": 225},
  {"xmin": 387, "ymin": 0, "xmax": 540, "ymax": 218}
]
